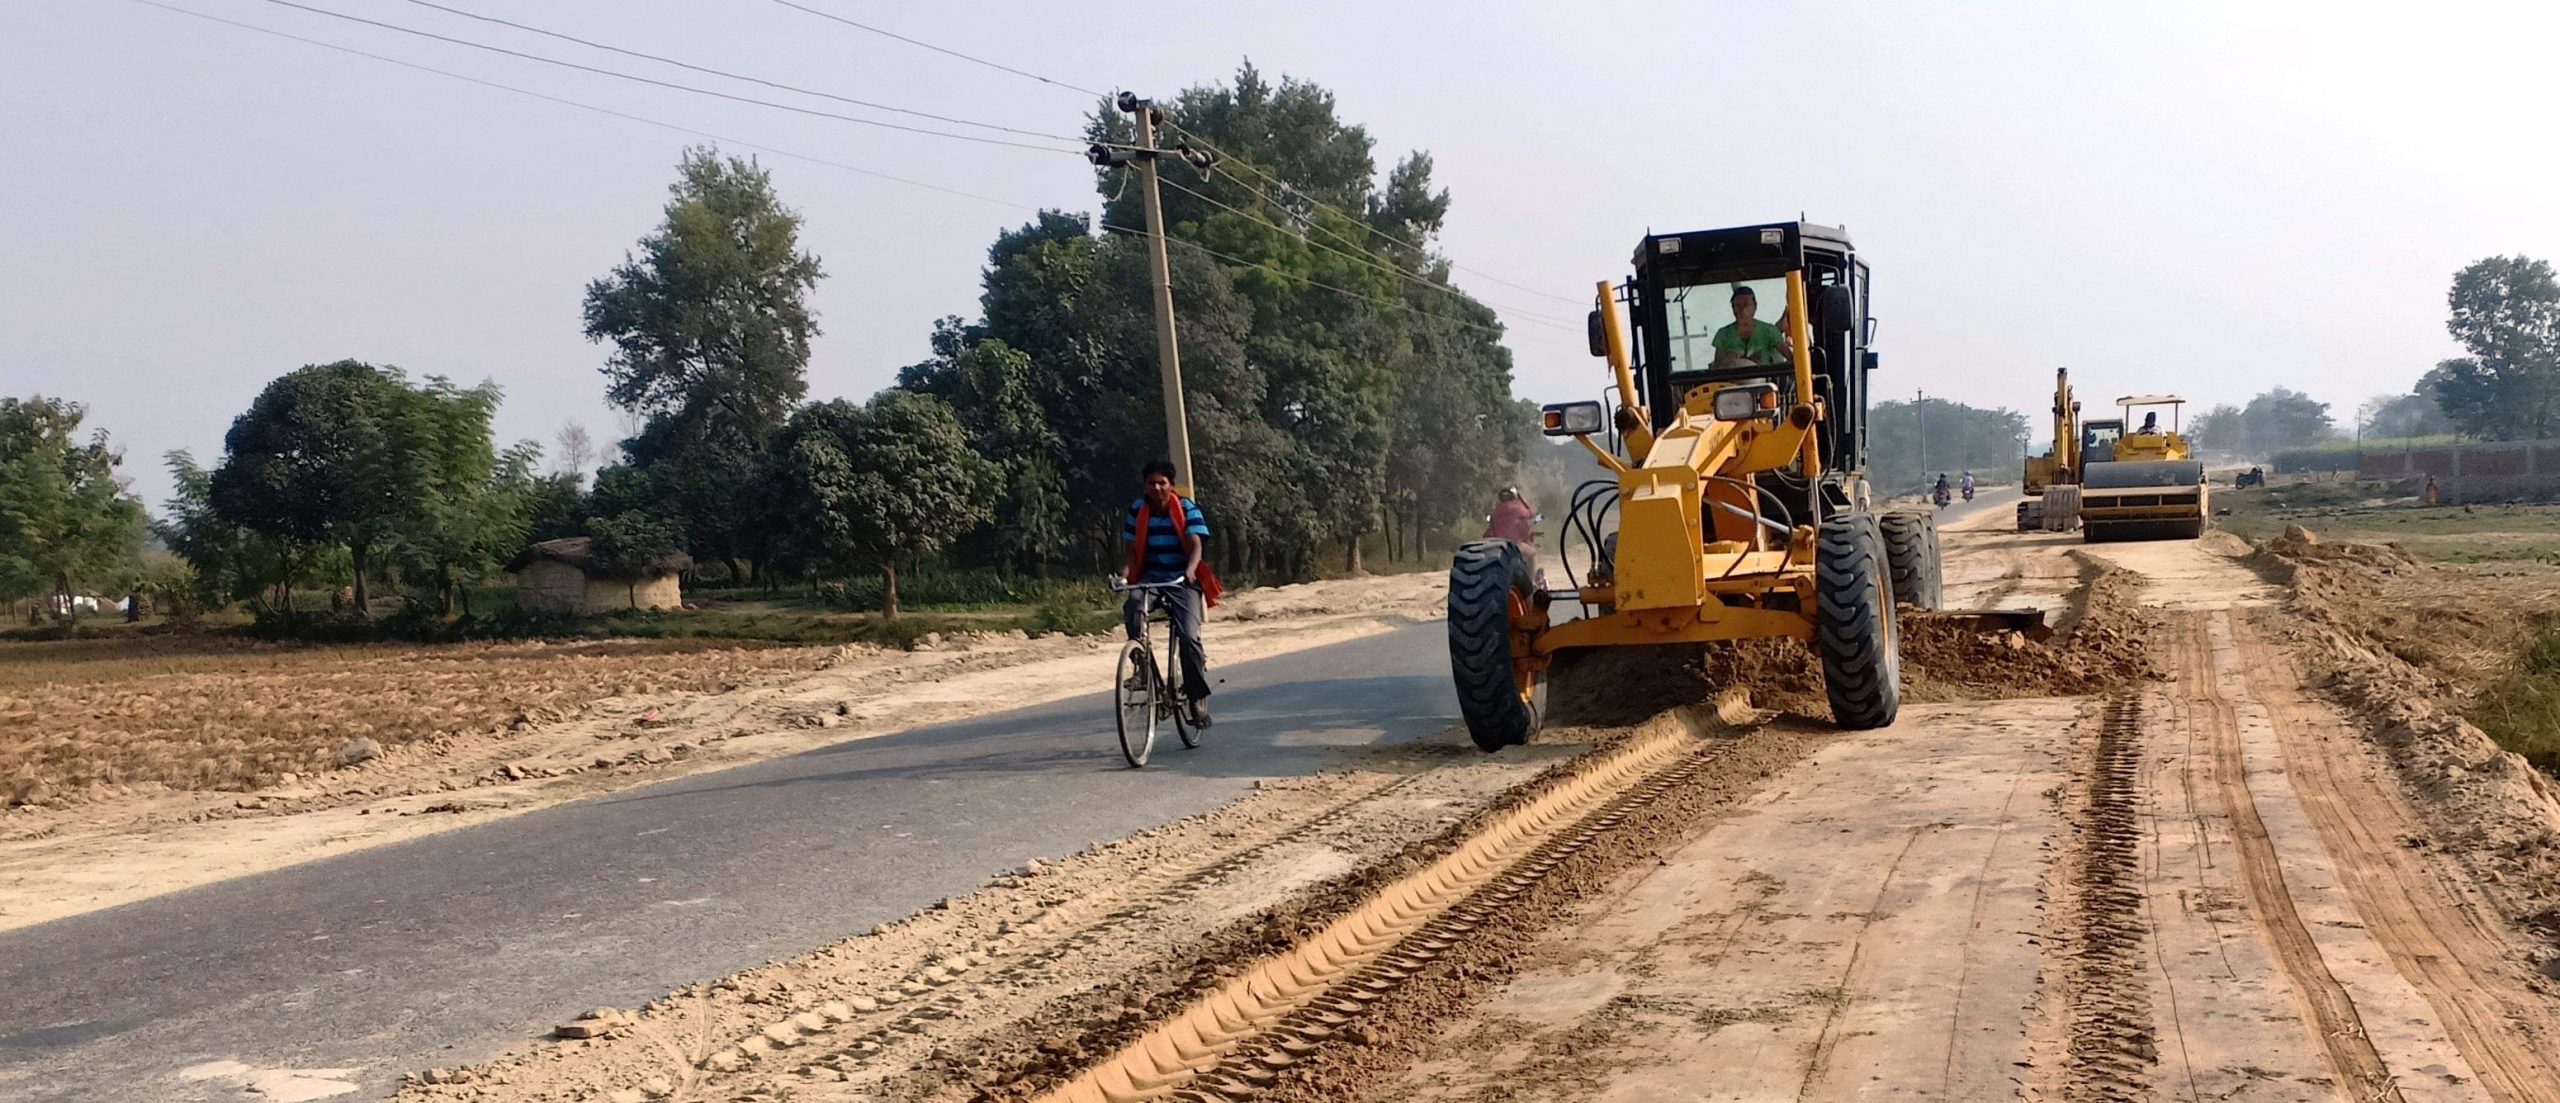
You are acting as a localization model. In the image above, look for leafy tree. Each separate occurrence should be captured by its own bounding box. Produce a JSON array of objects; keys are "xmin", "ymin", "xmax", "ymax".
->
[
  {"xmin": 2241, "ymin": 387, "xmax": 2335, "ymax": 451},
  {"xmin": 207, "ymin": 360, "xmax": 401, "ymax": 615},
  {"xmin": 2188, "ymin": 403, "xmax": 2245, "ymax": 453},
  {"xmin": 162, "ymin": 449, "xmax": 305, "ymax": 616},
  {"xmin": 0, "ymin": 397, "xmax": 146, "ymax": 616},
  {"xmin": 584, "ymin": 148, "xmax": 822, "ymax": 568},
  {"xmin": 2359, "ymin": 390, "xmax": 2456, "ymax": 440},
  {"xmin": 371, "ymin": 378, "xmax": 537, "ymax": 615},
  {"xmin": 1867, "ymin": 397, "xmax": 2030, "ymax": 490},
  {"xmin": 2429, "ymin": 256, "xmax": 2560, "ymax": 440},
  {"xmin": 764, "ymin": 392, "xmax": 995, "ymax": 617}
]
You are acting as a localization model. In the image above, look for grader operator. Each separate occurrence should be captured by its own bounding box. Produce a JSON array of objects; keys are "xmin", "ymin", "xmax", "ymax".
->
[{"xmin": 1447, "ymin": 222, "xmax": 1944, "ymax": 751}]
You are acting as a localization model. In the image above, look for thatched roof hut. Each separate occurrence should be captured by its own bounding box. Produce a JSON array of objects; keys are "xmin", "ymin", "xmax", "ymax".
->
[{"xmin": 509, "ymin": 537, "xmax": 692, "ymax": 615}]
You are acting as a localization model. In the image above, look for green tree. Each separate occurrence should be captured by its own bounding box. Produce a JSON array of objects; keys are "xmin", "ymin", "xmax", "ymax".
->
[
  {"xmin": 2429, "ymin": 256, "xmax": 2560, "ymax": 440},
  {"xmin": 583, "ymin": 148, "xmax": 823, "ymax": 569},
  {"xmin": 2359, "ymin": 390, "xmax": 2456, "ymax": 440},
  {"xmin": 765, "ymin": 392, "xmax": 995, "ymax": 617},
  {"xmin": 372, "ymin": 378, "xmax": 537, "ymax": 615},
  {"xmin": 1867, "ymin": 397, "xmax": 2030, "ymax": 491},
  {"xmin": 2188, "ymin": 403, "xmax": 2245, "ymax": 453},
  {"xmin": 161, "ymin": 449, "xmax": 304, "ymax": 616},
  {"xmin": 2241, "ymin": 387, "xmax": 2335, "ymax": 451},
  {"xmin": 0, "ymin": 397, "xmax": 146, "ymax": 616},
  {"xmin": 207, "ymin": 361, "xmax": 403, "ymax": 615}
]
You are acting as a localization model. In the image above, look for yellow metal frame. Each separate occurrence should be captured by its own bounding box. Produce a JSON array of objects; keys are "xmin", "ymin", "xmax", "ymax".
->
[{"xmin": 1534, "ymin": 274, "xmax": 1829, "ymax": 660}]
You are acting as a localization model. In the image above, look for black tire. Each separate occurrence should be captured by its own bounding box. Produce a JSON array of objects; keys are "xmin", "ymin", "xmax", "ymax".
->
[
  {"xmin": 1878, "ymin": 512, "xmax": 1943, "ymax": 611},
  {"xmin": 1815, "ymin": 514, "xmax": 1902, "ymax": 730},
  {"xmin": 1449, "ymin": 539, "xmax": 1539, "ymax": 752}
]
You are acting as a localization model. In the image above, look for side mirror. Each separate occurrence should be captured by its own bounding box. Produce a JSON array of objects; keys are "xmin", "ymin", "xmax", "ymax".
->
[
  {"xmin": 1586, "ymin": 310, "xmax": 1607, "ymax": 358},
  {"xmin": 1862, "ymin": 351, "xmax": 1880, "ymax": 372}
]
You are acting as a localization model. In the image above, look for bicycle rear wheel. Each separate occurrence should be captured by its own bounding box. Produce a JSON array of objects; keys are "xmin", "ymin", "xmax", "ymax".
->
[{"xmin": 1115, "ymin": 640, "xmax": 1158, "ymax": 767}]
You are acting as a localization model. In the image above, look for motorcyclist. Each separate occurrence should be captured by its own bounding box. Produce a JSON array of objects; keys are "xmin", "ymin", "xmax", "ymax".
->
[
  {"xmin": 1960, "ymin": 471, "xmax": 1976, "ymax": 500},
  {"xmin": 1933, "ymin": 473, "xmax": 1952, "ymax": 505}
]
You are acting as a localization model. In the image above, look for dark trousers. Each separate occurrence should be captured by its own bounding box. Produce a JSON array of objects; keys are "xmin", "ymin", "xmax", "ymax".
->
[{"xmin": 1125, "ymin": 585, "xmax": 1210, "ymax": 700}]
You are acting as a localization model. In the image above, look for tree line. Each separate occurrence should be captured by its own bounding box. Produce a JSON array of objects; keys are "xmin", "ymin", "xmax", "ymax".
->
[{"xmin": 0, "ymin": 66, "xmax": 1533, "ymax": 624}]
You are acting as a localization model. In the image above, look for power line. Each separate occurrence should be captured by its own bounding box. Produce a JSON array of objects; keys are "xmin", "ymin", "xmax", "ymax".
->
[
  {"xmin": 1167, "ymin": 119, "xmax": 1589, "ymax": 307},
  {"xmin": 766, "ymin": 0, "xmax": 1108, "ymax": 100},
  {"xmin": 388, "ymin": 0, "xmax": 1082, "ymax": 144},
  {"xmin": 124, "ymin": 0, "xmax": 1048, "ymax": 214},
  {"xmin": 1101, "ymin": 223, "xmax": 1513, "ymax": 339},
  {"xmin": 246, "ymin": 0, "xmax": 1084, "ymax": 154},
  {"xmin": 1153, "ymin": 174, "xmax": 1578, "ymax": 330}
]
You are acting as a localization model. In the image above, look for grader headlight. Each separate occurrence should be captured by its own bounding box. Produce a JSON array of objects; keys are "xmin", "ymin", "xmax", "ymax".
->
[
  {"xmin": 1541, "ymin": 401, "xmax": 1605, "ymax": 437},
  {"xmin": 1712, "ymin": 384, "xmax": 1779, "ymax": 422}
]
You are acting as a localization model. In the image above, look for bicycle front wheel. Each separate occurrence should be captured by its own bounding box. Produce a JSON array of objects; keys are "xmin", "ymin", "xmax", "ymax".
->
[{"xmin": 1115, "ymin": 640, "xmax": 1158, "ymax": 768}]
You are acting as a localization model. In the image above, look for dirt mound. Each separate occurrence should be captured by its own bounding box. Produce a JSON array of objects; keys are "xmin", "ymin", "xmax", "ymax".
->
[
  {"xmin": 1544, "ymin": 566, "xmax": 2158, "ymax": 725},
  {"xmin": 2263, "ymin": 522, "xmax": 2420, "ymax": 574},
  {"xmin": 2251, "ymin": 536, "xmax": 2560, "ymax": 955}
]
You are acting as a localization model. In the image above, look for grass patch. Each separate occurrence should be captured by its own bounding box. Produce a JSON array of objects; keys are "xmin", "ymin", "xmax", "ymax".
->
[
  {"xmin": 2474, "ymin": 615, "xmax": 2560, "ymax": 777},
  {"xmin": 2217, "ymin": 477, "xmax": 2560, "ymax": 562}
]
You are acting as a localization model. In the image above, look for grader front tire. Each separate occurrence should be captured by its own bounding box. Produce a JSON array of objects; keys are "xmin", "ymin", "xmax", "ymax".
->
[
  {"xmin": 1816, "ymin": 514, "xmax": 1903, "ymax": 730},
  {"xmin": 1879, "ymin": 511, "xmax": 1943, "ymax": 610},
  {"xmin": 1449, "ymin": 540, "xmax": 1539, "ymax": 752}
]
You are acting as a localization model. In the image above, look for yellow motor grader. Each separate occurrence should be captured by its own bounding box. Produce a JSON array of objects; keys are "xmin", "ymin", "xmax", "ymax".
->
[{"xmin": 1449, "ymin": 222, "xmax": 1946, "ymax": 750}]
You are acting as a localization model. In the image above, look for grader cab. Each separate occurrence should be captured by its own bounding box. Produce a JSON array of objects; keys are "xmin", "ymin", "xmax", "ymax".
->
[{"xmin": 1448, "ymin": 222, "xmax": 1946, "ymax": 750}]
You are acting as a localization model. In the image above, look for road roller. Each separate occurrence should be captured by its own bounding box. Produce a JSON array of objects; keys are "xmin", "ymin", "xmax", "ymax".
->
[{"xmin": 2079, "ymin": 394, "xmax": 2207, "ymax": 541}]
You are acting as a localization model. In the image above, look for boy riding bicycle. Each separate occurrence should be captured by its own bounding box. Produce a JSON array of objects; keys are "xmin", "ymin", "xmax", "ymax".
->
[{"xmin": 1122, "ymin": 459, "xmax": 1213, "ymax": 727}]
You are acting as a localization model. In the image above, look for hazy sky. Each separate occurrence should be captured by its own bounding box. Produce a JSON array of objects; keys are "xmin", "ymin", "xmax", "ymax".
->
[{"xmin": 8, "ymin": 1, "xmax": 2558, "ymax": 509}]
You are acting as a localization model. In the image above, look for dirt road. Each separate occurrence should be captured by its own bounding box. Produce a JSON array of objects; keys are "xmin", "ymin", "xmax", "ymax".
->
[
  {"xmin": 152, "ymin": 501, "xmax": 2560, "ymax": 1103},
  {"xmin": 1390, "ymin": 521, "xmax": 2560, "ymax": 1102}
]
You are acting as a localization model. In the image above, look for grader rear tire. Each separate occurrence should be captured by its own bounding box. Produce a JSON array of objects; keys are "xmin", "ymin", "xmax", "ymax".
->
[
  {"xmin": 1449, "ymin": 540, "xmax": 1539, "ymax": 752},
  {"xmin": 1816, "ymin": 514, "xmax": 1902, "ymax": 730},
  {"xmin": 1878, "ymin": 512, "xmax": 1943, "ymax": 610}
]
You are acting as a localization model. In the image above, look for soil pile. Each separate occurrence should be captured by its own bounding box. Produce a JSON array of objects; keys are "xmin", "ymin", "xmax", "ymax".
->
[
  {"xmin": 1545, "ymin": 562, "xmax": 2158, "ymax": 725},
  {"xmin": 2251, "ymin": 537, "xmax": 2560, "ymax": 952}
]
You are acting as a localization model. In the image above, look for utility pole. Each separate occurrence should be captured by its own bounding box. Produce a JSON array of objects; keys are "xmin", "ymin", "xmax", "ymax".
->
[
  {"xmin": 1089, "ymin": 93, "xmax": 1214, "ymax": 493},
  {"xmin": 1916, "ymin": 388, "xmax": 1927, "ymax": 479}
]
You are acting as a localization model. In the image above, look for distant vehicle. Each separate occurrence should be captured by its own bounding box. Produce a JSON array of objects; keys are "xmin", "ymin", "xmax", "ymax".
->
[{"xmin": 2234, "ymin": 467, "xmax": 2266, "ymax": 489}]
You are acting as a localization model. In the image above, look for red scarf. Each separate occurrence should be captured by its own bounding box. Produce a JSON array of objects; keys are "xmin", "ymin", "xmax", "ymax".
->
[{"xmin": 1127, "ymin": 496, "xmax": 1222, "ymax": 606}]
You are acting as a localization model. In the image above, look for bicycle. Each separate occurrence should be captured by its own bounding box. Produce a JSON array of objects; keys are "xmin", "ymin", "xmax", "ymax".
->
[{"xmin": 1110, "ymin": 579, "xmax": 1202, "ymax": 768}]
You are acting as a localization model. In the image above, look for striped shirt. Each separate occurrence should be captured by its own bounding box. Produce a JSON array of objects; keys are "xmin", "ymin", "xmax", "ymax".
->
[{"xmin": 1124, "ymin": 496, "xmax": 1210, "ymax": 582}]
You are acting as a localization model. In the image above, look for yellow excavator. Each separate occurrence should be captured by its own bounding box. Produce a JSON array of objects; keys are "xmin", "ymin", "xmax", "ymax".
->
[
  {"xmin": 2078, "ymin": 395, "xmax": 2207, "ymax": 541},
  {"xmin": 2017, "ymin": 368, "xmax": 2082, "ymax": 532},
  {"xmin": 1448, "ymin": 222, "xmax": 1941, "ymax": 750}
]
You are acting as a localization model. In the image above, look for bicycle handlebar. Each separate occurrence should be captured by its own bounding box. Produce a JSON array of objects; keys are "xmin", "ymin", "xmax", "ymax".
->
[{"xmin": 1109, "ymin": 578, "xmax": 1194, "ymax": 593}]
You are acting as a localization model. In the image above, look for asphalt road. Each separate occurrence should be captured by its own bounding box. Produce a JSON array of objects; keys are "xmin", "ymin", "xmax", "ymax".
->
[{"xmin": 0, "ymin": 622, "xmax": 1457, "ymax": 1102}]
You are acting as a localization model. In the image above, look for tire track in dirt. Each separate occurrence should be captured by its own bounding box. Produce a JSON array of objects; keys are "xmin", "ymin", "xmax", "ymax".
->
[
  {"xmin": 390, "ymin": 741, "xmax": 1560, "ymax": 1103},
  {"xmin": 2034, "ymin": 691, "xmax": 2163, "ymax": 1103},
  {"xmin": 2233, "ymin": 613, "xmax": 2560, "ymax": 1102},
  {"xmin": 2174, "ymin": 613, "xmax": 2407, "ymax": 1102}
]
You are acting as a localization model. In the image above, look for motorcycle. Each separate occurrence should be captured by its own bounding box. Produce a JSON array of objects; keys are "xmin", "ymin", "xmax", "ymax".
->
[
  {"xmin": 1932, "ymin": 486, "xmax": 1953, "ymax": 509},
  {"xmin": 1961, "ymin": 484, "xmax": 1975, "ymax": 502}
]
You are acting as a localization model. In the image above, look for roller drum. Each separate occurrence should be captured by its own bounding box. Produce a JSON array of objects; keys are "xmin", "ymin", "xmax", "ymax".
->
[{"xmin": 2083, "ymin": 460, "xmax": 2204, "ymax": 490}]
